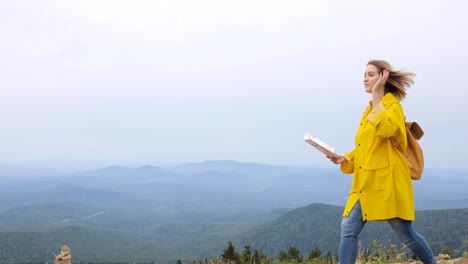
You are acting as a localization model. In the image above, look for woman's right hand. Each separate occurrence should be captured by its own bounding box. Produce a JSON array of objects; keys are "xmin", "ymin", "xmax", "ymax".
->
[{"xmin": 326, "ymin": 155, "xmax": 347, "ymax": 165}]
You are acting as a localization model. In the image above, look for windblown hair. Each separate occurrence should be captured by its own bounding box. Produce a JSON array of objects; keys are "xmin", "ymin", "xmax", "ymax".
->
[{"xmin": 367, "ymin": 60, "xmax": 415, "ymax": 101}]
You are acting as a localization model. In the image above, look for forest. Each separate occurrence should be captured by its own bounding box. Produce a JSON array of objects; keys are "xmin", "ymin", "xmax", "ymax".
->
[{"xmin": 1, "ymin": 205, "xmax": 466, "ymax": 264}]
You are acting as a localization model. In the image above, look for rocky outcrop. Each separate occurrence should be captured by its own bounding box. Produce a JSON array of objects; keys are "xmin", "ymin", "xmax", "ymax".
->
[
  {"xmin": 54, "ymin": 245, "xmax": 71, "ymax": 264},
  {"xmin": 435, "ymin": 254, "xmax": 467, "ymax": 264}
]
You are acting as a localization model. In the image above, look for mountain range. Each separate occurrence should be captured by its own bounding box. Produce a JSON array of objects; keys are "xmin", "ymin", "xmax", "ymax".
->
[{"xmin": 0, "ymin": 160, "xmax": 466, "ymax": 263}]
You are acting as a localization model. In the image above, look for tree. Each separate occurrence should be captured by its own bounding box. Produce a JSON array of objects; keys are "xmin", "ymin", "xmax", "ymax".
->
[
  {"xmin": 252, "ymin": 249, "xmax": 264, "ymax": 264},
  {"xmin": 278, "ymin": 251, "xmax": 288, "ymax": 262},
  {"xmin": 288, "ymin": 246, "xmax": 302, "ymax": 263},
  {"xmin": 308, "ymin": 247, "xmax": 322, "ymax": 260},
  {"xmin": 326, "ymin": 251, "xmax": 333, "ymax": 263},
  {"xmin": 222, "ymin": 241, "xmax": 240, "ymax": 263},
  {"xmin": 241, "ymin": 245, "xmax": 252, "ymax": 264}
]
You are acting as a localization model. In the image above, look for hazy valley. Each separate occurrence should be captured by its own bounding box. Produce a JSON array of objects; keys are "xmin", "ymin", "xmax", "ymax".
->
[{"xmin": 0, "ymin": 160, "xmax": 467, "ymax": 263}]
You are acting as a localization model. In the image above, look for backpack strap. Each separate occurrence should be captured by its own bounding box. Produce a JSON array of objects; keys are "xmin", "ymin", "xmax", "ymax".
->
[
  {"xmin": 390, "ymin": 136, "xmax": 408, "ymax": 166},
  {"xmin": 384, "ymin": 102, "xmax": 424, "ymax": 140}
]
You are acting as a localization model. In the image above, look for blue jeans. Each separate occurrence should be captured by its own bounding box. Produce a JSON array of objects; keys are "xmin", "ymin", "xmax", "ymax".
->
[{"xmin": 340, "ymin": 200, "xmax": 436, "ymax": 264}]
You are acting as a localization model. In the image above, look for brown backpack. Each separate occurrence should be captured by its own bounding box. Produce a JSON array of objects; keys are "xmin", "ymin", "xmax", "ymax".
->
[{"xmin": 390, "ymin": 122, "xmax": 424, "ymax": 180}]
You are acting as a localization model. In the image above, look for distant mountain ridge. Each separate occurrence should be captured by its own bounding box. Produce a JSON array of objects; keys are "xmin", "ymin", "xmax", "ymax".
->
[{"xmin": 0, "ymin": 160, "xmax": 466, "ymax": 263}]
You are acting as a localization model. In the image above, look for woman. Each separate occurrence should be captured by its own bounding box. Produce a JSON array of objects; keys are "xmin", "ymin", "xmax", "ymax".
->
[{"xmin": 327, "ymin": 60, "xmax": 436, "ymax": 264}]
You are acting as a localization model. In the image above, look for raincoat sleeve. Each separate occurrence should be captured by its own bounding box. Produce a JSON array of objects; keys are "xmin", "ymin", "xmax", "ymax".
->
[
  {"xmin": 340, "ymin": 149, "xmax": 355, "ymax": 174},
  {"xmin": 366, "ymin": 102, "xmax": 406, "ymax": 141}
]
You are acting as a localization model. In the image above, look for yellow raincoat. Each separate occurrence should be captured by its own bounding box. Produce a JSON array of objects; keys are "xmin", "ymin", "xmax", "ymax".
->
[{"xmin": 340, "ymin": 93, "xmax": 415, "ymax": 221}]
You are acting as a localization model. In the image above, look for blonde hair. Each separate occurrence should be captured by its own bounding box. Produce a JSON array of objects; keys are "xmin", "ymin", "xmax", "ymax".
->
[{"xmin": 367, "ymin": 60, "xmax": 415, "ymax": 101}]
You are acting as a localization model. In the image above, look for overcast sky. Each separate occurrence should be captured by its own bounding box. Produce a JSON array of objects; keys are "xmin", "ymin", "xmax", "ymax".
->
[{"xmin": 1, "ymin": 0, "xmax": 467, "ymax": 169}]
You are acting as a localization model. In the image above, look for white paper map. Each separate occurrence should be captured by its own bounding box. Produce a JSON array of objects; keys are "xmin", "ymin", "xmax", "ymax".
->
[{"xmin": 304, "ymin": 133, "xmax": 340, "ymax": 158}]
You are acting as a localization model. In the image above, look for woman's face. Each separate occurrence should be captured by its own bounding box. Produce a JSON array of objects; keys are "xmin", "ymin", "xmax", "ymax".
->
[{"xmin": 363, "ymin": 64, "xmax": 380, "ymax": 93}]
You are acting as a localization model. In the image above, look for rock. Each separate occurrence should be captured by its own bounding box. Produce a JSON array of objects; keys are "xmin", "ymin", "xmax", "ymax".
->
[
  {"xmin": 436, "ymin": 257, "xmax": 467, "ymax": 264},
  {"xmin": 54, "ymin": 245, "xmax": 71, "ymax": 264},
  {"xmin": 437, "ymin": 253, "xmax": 451, "ymax": 260}
]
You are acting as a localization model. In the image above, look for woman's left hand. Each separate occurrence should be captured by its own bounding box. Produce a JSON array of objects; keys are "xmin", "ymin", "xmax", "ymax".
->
[{"xmin": 372, "ymin": 69, "xmax": 390, "ymax": 94}]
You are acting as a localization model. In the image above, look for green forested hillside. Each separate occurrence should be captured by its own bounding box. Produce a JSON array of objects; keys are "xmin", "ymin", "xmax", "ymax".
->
[
  {"xmin": 0, "ymin": 225, "xmax": 171, "ymax": 264},
  {"xmin": 412, "ymin": 208, "xmax": 468, "ymax": 256},
  {"xmin": 0, "ymin": 204, "xmax": 466, "ymax": 263},
  {"xmin": 238, "ymin": 204, "xmax": 468, "ymax": 258},
  {"xmin": 238, "ymin": 203, "xmax": 343, "ymax": 257},
  {"xmin": 0, "ymin": 222, "xmax": 250, "ymax": 264}
]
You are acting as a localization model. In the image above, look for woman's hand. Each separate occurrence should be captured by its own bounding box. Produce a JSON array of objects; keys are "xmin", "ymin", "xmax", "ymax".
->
[
  {"xmin": 372, "ymin": 69, "xmax": 389, "ymax": 107},
  {"xmin": 326, "ymin": 155, "xmax": 347, "ymax": 165},
  {"xmin": 372, "ymin": 69, "xmax": 390, "ymax": 94}
]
